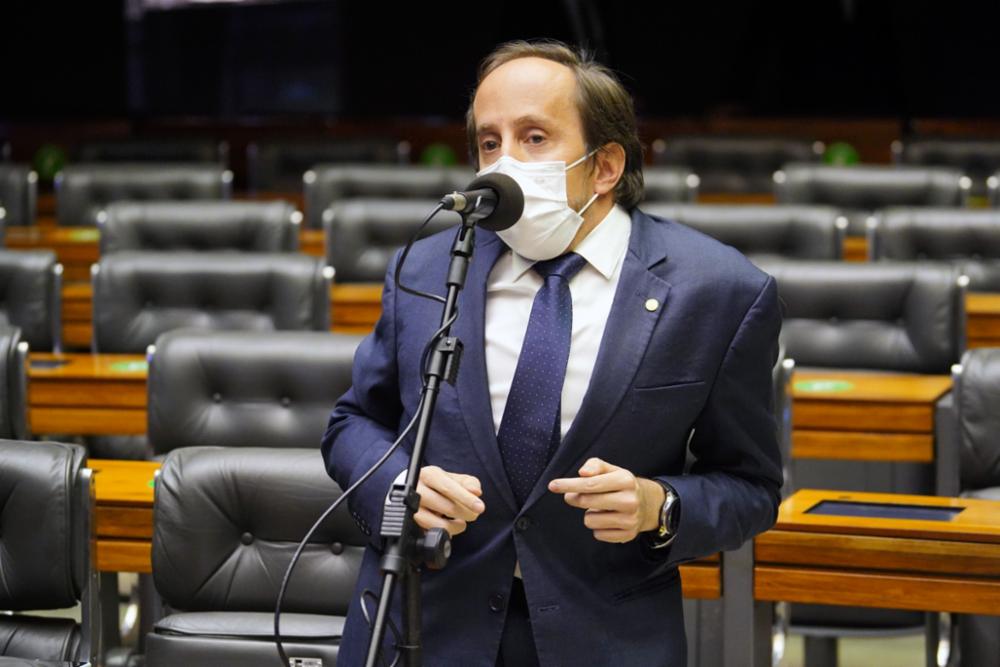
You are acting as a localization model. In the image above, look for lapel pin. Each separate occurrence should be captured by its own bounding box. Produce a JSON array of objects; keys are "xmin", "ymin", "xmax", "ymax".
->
[{"xmin": 644, "ymin": 298, "xmax": 660, "ymax": 312}]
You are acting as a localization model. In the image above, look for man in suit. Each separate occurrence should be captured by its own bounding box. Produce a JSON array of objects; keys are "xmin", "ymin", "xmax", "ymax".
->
[{"xmin": 322, "ymin": 39, "xmax": 783, "ymax": 666}]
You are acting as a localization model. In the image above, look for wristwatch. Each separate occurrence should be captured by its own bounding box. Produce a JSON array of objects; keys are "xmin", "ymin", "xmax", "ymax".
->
[{"xmin": 647, "ymin": 480, "xmax": 680, "ymax": 550}]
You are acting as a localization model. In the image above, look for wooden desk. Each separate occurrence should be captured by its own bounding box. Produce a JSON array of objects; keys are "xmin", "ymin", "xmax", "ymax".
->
[
  {"xmin": 791, "ymin": 370, "xmax": 952, "ymax": 463},
  {"xmin": 58, "ymin": 281, "xmax": 383, "ymax": 349},
  {"xmin": 87, "ymin": 455, "xmax": 719, "ymax": 597},
  {"xmin": 28, "ymin": 353, "xmax": 147, "ymax": 435},
  {"xmin": 756, "ymin": 490, "xmax": 1000, "ymax": 614},
  {"xmin": 730, "ymin": 489, "xmax": 1000, "ymax": 666},
  {"xmin": 966, "ymin": 292, "xmax": 1000, "ymax": 349},
  {"xmin": 4, "ymin": 223, "xmax": 326, "ymax": 283},
  {"xmin": 90, "ymin": 459, "xmax": 157, "ymax": 573}
]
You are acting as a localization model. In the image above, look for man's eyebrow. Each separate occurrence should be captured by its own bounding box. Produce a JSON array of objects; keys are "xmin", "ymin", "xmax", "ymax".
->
[{"xmin": 477, "ymin": 115, "xmax": 554, "ymax": 136}]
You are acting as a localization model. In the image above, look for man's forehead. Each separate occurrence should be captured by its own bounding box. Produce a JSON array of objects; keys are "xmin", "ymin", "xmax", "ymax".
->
[{"xmin": 473, "ymin": 56, "xmax": 577, "ymax": 121}]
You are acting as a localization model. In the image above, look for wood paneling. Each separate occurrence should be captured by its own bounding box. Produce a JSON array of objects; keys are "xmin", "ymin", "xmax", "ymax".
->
[{"xmin": 755, "ymin": 565, "xmax": 1000, "ymax": 615}]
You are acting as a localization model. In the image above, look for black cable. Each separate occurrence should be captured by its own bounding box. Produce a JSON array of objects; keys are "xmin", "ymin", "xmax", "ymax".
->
[
  {"xmin": 394, "ymin": 202, "xmax": 447, "ymax": 304},
  {"xmin": 273, "ymin": 394, "xmax": 424, "ymax": 666},
  {"xmin": 274, "ymin": 202, "xmax": 457, "ymax": 666}
]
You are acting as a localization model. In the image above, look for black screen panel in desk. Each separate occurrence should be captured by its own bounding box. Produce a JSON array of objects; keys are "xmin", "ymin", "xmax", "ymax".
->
[{"xmin": 807, "ymin": 500, "xmax": 963, "ymax": 522}]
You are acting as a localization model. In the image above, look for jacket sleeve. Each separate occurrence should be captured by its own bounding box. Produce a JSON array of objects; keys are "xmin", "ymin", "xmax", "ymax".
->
[
  {"xmin": 649, "ymin": 274, "xmax": 784, "ymax": 565},
  {"xmin": 321, "ymin": 252, "xmax": 412, "ymax": 545}
]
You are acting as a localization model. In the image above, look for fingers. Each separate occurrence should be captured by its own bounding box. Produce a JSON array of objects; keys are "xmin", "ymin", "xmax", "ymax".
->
[
  {"xmin": 561, "ymin": 490, "xmax": 640, "ymax": 514},
  {"xmin": 577, "ymin": 457, "xmax": 620, "ymax": 477},
  {"xmin": 416, "ymin": 482, "xmax": 482, "ymax": 522},
  {"xmin": 420, "ymin": 466, "xmax": 485, "ymax": 516},
  {"xmin": 548, "ymin": 467, "xmax": 633, "ymax": 495},
  {"xmin": 413, "ymin": 508, "xmax": 467, "ymax": 537},
  {"xmin": 583, "ymin": 509, "xmax": 633, "ymax": 531}
]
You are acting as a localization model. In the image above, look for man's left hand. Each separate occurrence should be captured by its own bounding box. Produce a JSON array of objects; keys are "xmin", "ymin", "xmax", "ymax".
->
[{"xmin": 548, "ymin": 458, "xmax": 666, "ymax": 543}]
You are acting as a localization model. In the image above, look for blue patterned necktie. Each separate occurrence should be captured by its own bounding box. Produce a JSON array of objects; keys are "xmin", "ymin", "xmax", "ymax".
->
[{"xmin": 497, "ymin": 252, "xmax": 589, "ymax": 506}]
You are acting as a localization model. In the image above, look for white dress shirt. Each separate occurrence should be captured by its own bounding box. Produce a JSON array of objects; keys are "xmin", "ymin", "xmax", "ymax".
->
[{"xmin": 485, "ymin": 203, "xmax": 632, "ymax": 439}]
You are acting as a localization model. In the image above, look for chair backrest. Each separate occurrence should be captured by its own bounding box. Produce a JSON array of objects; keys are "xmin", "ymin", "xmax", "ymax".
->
[
  {"xmin": 643, "ymin": 204, "xmax": 845, "ymax": 260},
  {"xmin": 641, "ymin": 166, "xmax": 700, "ymax": 203},
  {"xmin": 894, "ymin": 137, "xmax": 1000, "ymax": 195},
  {"xmin": 954, "ymin": 348, "xmax": 1000, "ymax": 494},
  {"xmin": 0, "ymin": 440, "xmax": 94, "ymax": 662},
  {"xmin": 0, "ymin": 250, "xmax": 61, "ymax": 351},
  {"xmin": 0, "ymin": 327, "xmax": 28, "ymax": 440},
  {"xmin": 304, "ymin": 164, "xmax": 472, "ymax": 229},
  {"xmin": 323, "ymin": 199, "xmax": 461, "ymax": 282},
  {"xmin": 0, "ymin": 165, "xmax": 37, "ymax": 228},
  {"xmin": 92, "ymin": 252, "xmax": 331, "ymax": 353},
  {"xmin": 775, "ymin": 164, "xmax": 970, "ymax": 234},
  {"xmin": 247, "ymin": 138, "xmax": 409, "ymax": 192},
  {"xmin": 152, "ymin": 447, "xmax": 365, "ymax": 615},
  {"xmin": 147, "ymin": 330, "xmax": 362, "ymax": 455},
  {"xmin": 756, "ymin": 260, "xmax": 965, "ymax": 373},
  {"xmin": 55, "ymin": 164, "xmax": 232, "ymax": 227},
  {"xmin": 76, "ymin": 139, "xmax": 228, "ymax": 165},
  {"xmin": 871, "ymin": 208, "xmax": 1000, "ymax": 291},
  {"xmin": 99, "ymin": 200, "xmax": 301, "ymax": 254},
  {"xmin": 990, "ymin": 171, "xmax": 1000, "ymax": 208},
  {"xmin": 653, "ymin": 135, "xmax": 823, "ymax": 193}
]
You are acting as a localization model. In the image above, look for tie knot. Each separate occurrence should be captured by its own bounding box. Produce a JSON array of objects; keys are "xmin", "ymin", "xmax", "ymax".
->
[{"xmin": 532, "ymin": 252, "xmax": 588, "ymax": 281}]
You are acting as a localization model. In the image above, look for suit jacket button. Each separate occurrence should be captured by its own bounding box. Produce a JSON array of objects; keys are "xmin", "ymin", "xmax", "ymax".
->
[
  {"xmin": 515, "ymin": 517, "xmax": 532, "ymax": 532},
  {"xmin": 489, "ymin": 593, "xmax": 506, "ymax": 613}
]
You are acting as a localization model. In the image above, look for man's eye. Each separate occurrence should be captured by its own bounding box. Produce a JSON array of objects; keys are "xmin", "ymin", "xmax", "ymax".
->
[
  {"xmin": 527, "ymin": 134, "xmax": 545, "ymax": 144},
  {"xmin": 481, "ymin": 140, "xmax": 499, "ymax": 151}
]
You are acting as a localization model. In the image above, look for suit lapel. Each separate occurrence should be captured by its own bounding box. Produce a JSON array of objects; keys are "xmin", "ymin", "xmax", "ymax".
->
[
  {"xmin": 521, "ymin": 211, "xmax": 671, "ymax": 512},
  {"xmin": 451, "ymin": 230, "xmax": 519, "ymax": 514}
]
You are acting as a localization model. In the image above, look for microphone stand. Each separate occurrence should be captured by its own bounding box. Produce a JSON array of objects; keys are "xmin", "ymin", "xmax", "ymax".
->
[{"xmin": 364, "ymin": 212, "xmax": 482, "ymax": 667}]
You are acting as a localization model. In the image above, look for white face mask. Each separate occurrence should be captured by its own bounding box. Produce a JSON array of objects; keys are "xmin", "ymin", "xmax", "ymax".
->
[{"xmin": 476, "ymin": 151, "xmax": 599, "ymax": 261}]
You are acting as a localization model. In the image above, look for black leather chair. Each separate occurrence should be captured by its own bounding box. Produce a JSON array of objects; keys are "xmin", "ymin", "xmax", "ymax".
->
[
  {"xmin": 893, "ymin": 137, "xmax": 1000, "ymax": 197},
  {"xmin": 304, "ymin": 164, "xmax": 473, "ymax": 229},
  {"xmin": 641, "ymin": 166, "xmax": 700, "ymax": 203},
  {"xmin": 55, "ymin": 164, "xmax": 232, "ymax": 227},
  {"xmin": 0, "ymin": 439, "xmax": 99, "ymax": 664},
  {"xmin": 870, "ymin": 208, "xmax": 1000, "ymax": 291},
  {"xmin": 0, "ymin": 250, "xmax": 63, "ymax": 352},
  {"xmin": 98, "ymin": 200, "xmax": 301, "ymax": 255},
  {"xmin": 91, "ymin": 252, "xmax": 332, "ymax": 354},
  {"xmin": 145, "ymin": 446, "xmax": 365, "ymax": 667},
  {"xmin": 653, "ymin": 135, "xmax": 824, "ymax": 193},
  {"xmin": 0, "ymin": 326, "xmax": 28, "ymax": 440},
  {"xmin": 323, "ymin": 199, "xmax": 461, "ymax": 282},
  {"xmin": 247, "ymin": 138, "xmax": 410, "ymax": 193},
  {"xmin": 147, "ymin": 329, "xmax": 362, "ymax": 456},
  {"xmin": 774, "ymin": 164, "xmax": 970, "ymax": 236},
  {"xmin": 0, "ymin": 165, "xmax": 38, "ymax": 228},
  {"xmin": 758, "ymin": 260, "xmax": 965, "ymax": 374},
  {"xmin": 76, "ymin": 139, "xmax": 228, "ymax": 165},
  {"xmin": 643, "ymin": 204, "xmax": 846, "ymax": 261},
  {"xmin": 756, "ymin": 259, "xmax": 966, "ymax": 665},
  {"xmin": 949, "ymin": 348, "xmax": 1000, "ymax": 667}
]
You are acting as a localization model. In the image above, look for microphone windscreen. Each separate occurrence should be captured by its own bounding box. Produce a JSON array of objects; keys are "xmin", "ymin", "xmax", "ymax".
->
[{"xmin": 464, "ymin": 172, "xmax": 524, "ymax": 232}]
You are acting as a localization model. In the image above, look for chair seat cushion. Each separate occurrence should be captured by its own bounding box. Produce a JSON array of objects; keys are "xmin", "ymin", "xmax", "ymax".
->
[
  {"xmin": 148, "ymin": 612, "xmax": 344, "ymax": 667},
  {"xmin": 154, "ymin": 611, "xmax": 345, "ymax": 640},
  {"xmin": 0, "ymin": 615, "xmax": 80, "ymax": 662},
  {"xmin": 962, "ymin": 486, "xmax": 1000, "ymax": 501}
]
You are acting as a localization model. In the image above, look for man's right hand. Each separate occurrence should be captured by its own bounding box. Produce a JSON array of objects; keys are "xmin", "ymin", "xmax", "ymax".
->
[{"xmin": 413, "ymin": 466, "xmax": 485, "ymax": 537}]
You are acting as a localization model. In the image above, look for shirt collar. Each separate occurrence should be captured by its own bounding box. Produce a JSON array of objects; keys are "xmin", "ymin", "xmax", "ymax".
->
[{"xmin": 509, "ymin": 204, "xmax": 632, "ymax": 281}]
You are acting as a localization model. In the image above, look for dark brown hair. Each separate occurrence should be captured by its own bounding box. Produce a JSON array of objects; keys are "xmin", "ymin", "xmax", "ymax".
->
[{"xmin": 466, "ymin": 39, "xmax": 644, "ymax": 210}]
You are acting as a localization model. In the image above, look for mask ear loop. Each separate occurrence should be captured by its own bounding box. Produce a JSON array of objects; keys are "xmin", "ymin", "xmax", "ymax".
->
[
  {"xmin": 565, "ymin": 148, "xmax": 600, "ymax": 171},
  {"xmin": 576, "ymin": 192, "xmax": 600, "ymax": 216}
]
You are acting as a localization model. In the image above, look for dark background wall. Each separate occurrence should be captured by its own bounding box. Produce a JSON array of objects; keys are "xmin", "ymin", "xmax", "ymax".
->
[{"xmin": 3, "ymin": 0, "xmax": 1000, "ymax": 122}]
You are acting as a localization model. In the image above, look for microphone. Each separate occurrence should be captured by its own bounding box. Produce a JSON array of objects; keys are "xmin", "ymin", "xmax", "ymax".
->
[{"xmin": 440, "ymin": 172, "xmax": 524, "ymax": 232}]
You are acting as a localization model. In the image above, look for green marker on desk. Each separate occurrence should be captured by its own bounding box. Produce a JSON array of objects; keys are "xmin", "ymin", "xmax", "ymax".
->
[
  {"xmin": 795, "ymin": 379, "xmax": 854, "ymax": 393},
  {"xmin": 109, "ymin": 361, "xmax": 148, "ymax": 372}
]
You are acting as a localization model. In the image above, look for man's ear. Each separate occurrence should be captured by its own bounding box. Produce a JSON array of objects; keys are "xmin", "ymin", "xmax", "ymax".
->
[{"xmin": 593, "ymin": 143, "xmax": 626, "ymax": 196}]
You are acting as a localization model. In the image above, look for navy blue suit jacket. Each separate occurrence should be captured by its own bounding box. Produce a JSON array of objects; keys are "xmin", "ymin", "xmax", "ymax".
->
[{"xmin": 321, "ymin": 208, "xmax": 783, "ymax": 666}]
